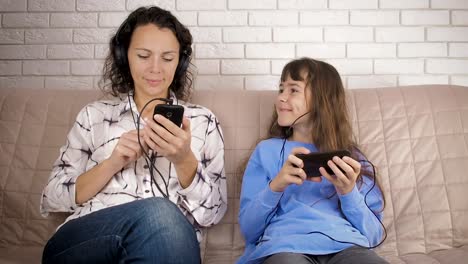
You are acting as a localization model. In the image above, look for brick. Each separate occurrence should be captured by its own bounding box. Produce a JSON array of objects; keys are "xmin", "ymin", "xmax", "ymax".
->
[
  {"xmin": 296, "ymin": 44, "xmax": 346, "ymax": 59},
  {"xmin": 432, "ymin": 0, "xmax": 468, "ymax": 9},
  {"xmin": 380, "ymin": 0, "xmax": 428, "ymax": 9},
  {"xmin": 71, "ymin": 60, "xmax": 104, "ymax": 75},
  {"xmin": 50, "ymin": 13, "xmax": 98, "ymax": 28},
  {"xmin": 74, "ymin": 29, "xmax": 115, "ymax": 44},
  {"xmin": 348, "ymin": 44, "xmax": 396, "ymax": 58},
  {"xmin": 194, "ymin": 75, "xmax": 244, "ymax": 90},
  {"xmin": 23, "ymin": 60, "xmax": 70, "ymax": 75},
  {"xmin": 428, "ymin": 27, "xmax": 468, "ymax": 42},
  {"xmin": 278, "ymin": 0, "xmax": 327, "ymax": 9},
  {"xmin": 325, "ymin": 27, "xmax": 373, "ymax": 42},
  {"xmin": 95, "ymin": 44, "xmax": 109, "ymax": 59},
  {"xmin": 228, "ymin": 0, "xmax": 276, "ymax": 9},
  {"xmin": 0, "ymin": 76, "xmax": 44, "ymax": 89},
  {"xmin": 127, "ymin": 0, "xmax": 175, "ymax": 11},
  {"xmin": 330, "ymin": 0, "xmax": 377, "ymax": 9},
  {"xmin": 172, "ymin": 12, "xmax": 198, "ymax": 26},
  {"xmin": 402, "ymin": 11, "xmax": 449, "ymax": 25},
  {"xmin": 449, "ymin": 43, "xmax": 468, "ymax": 57},
  {"xmin": 350, "ymin": 11, "xmax": 399, "ymax": 25},
  {"xmin": 25, "ymin": 29, "xmax": 72, "ymax": 44},
  {"xmin": 245, "ymin": 76, "xmax": 280, "ymax": 90},
  {"xmin": 177, "ymin": 0, "xmax": 225, "ymax": 10},
  {"xmin": 0, "ymin": 0, "xmax": 26, "ymax": 11},
  {"xmin": 77, "ymin": 0, "xmax": 125, "ymax": 11},
  {"xmin": 221, "ymin": 60, "xmax": 270, "ymax": 74},
  {"xmin": 249, "ymin": 12, "xmax": 298, "ymax": 26},
  {"xmin": 47, "ymin": 44, "xmax": 94, "ymax": 59},
  {"xmin": 376, "ymin": 27, "xmax": 424, "ymax": 42},
  {"xmin": 195, "ymin": 44, "xmax": 244, "ymax": 58},
  {"xmin": 451, "ymin": 76, "xmax": 468, "ymax": 86},
  {"xmin": 0, "ymin": 61, "xmax": 22, "ymax": 75},
  {"xmin": 326, "ymin": 59, "xmax": 373, "ymax": 75},
  {"xmin": 45, "ymin": 76, "xmax": 94, "ymax": 89},
  {"xmin": 398, "ymin": 43, "xmax": 447, "ymax": 57},
  {"xmin": 223, "ymin": 27, "xmax": 271, "ymax": 42},
  {"xmin": 199, "ymin": 11, "xmax": 247, "ymax": 26},
  {"xmin": 301, "ymin": 11, "xmax": 348, "ymax": 25},
  {"xmin": 246, "ymin": 44, "xmax": 294, "ymax": 59},
  {"xmin": 189, "ymin": 27, "xmax": 222, "ymax": 43},
  {"xmin": 0, "ymin": 29, "xmax": 24, "ymax": 44},
  {"xmin": 374, "ymin": 59, "xmax": 424, "ymax": 74},
  {"xmin": 453, "ymin": 11, "xmax": 468, "ymax": 25},
  {"xmin": 271, "ymin": 59, "xmax": 290, "ymax": 75},
  {"xmin": 28, "ymin": 0, "xmax": 75, "ymax": 11},
  {"xmin": 273, "ymin": 27, "xmax": 322, "ymax": 42},
  {"xmin": 399, "ymin": 75, "xmax": 449, "ymax": 85},
  {"xmin": 347, "ymin": 75, "xmax": 397, "ymax": 89},
  {"xmin": 98, "ymin": 12, "xmax": 128, "ymax": 27},
  {"xmin": 0, "ymin": 45, "xmax": 45, "ymax": 59},
  {"xmin": 2, "ymin": 13, "xmax": 48, "ymax": 28},
  {"xmin": 193, "ymin": 59, "xmax": 219, "ymax": 74},
  {"xmin": 427, "ymin": 59, "xmax": 468, "ymax": 74}
]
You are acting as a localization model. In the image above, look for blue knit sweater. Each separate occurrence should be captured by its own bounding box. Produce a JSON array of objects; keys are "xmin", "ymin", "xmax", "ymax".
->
[{"xmin": 237, "ymin": 138, "xmax": 384, "ymax": 264}]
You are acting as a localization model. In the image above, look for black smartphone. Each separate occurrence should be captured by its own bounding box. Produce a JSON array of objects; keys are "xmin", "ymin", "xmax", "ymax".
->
[
  {"xmin": 295, "ymin": 150, "xmax": 351, "ymax": 177},
  {"xmin": 153, "ymin": 104, "xmax": 184, "ymax": 128}
]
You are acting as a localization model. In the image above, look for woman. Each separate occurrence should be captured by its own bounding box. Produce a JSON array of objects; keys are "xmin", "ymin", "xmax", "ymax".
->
[
  {"xmin": 237, "ymin": 58, "xmax": 387, "ymax": 264},
  {"xmin": 40, "ymin": 6, "xmax": 226, "ymax": 264}
]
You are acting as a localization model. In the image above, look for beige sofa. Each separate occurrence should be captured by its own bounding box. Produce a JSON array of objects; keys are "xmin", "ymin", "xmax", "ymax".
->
[{"xmin": 1, "ymin": 85, "xmax": 468, "ymax": 263}]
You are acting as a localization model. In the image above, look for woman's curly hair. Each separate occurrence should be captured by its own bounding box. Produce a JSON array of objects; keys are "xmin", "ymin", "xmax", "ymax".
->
[{"xmin": 101, "ymin": 6, "xmax": 193, "ymax": 100}]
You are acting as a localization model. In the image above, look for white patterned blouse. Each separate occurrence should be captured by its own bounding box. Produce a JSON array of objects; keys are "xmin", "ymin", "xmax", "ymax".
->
[{"xmin": 40, "ymin": 92, "xmax": 227, "ymax": 241}]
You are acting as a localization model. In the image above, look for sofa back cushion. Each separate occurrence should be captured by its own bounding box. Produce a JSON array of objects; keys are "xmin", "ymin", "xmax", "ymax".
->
[{"xmin": 1, "ymin": 85, "xmax": 467, "ymax": 262}]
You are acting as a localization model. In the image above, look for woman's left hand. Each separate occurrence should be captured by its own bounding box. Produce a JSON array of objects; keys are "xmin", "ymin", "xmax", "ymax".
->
[
  {"xmin": 319, "ymin": 156, "xmax": 361, "ymax": 195},
  {"xmin": 143, "ymin": 114, "xmax": 193, "ymax": 165}
]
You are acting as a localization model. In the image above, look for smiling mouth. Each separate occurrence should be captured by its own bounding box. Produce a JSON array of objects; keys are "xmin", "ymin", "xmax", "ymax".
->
[{"xmin": 146, "ymin": 79, "xmax": 162, "ymax": 85}]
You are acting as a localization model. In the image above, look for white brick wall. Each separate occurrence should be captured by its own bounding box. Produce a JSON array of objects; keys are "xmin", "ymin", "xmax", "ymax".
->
[{"xmin": 0, "ymin": 0, "xmax": 467, "ymax": 90}]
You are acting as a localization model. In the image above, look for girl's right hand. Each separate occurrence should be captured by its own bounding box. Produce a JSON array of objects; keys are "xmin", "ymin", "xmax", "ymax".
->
[
  {"xmin": 269, "ymin": 147, "xmax": 315, "ymax": 192},
  {"xmin": 107, "ymin": 129, "xmax": 147, "ymax": 170}
]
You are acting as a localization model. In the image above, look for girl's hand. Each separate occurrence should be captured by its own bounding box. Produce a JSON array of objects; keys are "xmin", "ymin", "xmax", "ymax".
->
[
  {"xmin": 143, "ymin": 114, "xmax": 193, "ymax": 165},
  {"xmin": 107, "ymin": 129, "xmax": 147, "ymax": 170},
  {"xmin": 319, "ymin": 156, "xmax": 361, "ymax": 195},
  {"xmin": 269, "ymin": 147, "xmax": 318, "ymax": 192}
]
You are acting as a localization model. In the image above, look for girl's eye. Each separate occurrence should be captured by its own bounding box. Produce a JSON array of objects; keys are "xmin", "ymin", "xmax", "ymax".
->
[
  {"xmin": 278, "ymin": 88, "xmax": 284, "ymax": 94},
  {"xmin": 291, "ymin": 88, "xmax": 299, "ymax": 93}
]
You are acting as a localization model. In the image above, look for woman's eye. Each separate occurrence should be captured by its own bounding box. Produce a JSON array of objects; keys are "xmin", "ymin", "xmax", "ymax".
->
[
  {"xmin": 163, "ymin": 57, "xmax": 174, "ymax": 62},
  {"xmin": 137, "ymin": 54, "xmax": 149, "ymax": 59}
]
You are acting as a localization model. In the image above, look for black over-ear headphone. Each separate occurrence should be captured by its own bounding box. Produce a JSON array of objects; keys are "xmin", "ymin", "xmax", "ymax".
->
[{"xmin": 113, "ymin": 22, "xmax": 192, "ymax": 82}]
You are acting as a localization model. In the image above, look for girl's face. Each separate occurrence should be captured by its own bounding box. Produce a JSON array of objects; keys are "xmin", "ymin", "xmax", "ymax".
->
[
  {"xmin": 275, "ymin": 74, "xmax": 311, "ymax": 128},
  {"xmin": 127, "ymin": 23, "xmax": 180, "ymax": 101}
]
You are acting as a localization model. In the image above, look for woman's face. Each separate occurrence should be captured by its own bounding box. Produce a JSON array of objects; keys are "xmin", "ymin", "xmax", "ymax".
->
[
  {"xmin": 127, "ymin": 23, "xmax": 180, "ymax": 100},
  {"xmin": 275, "ymin": 74, "xmax": 311, "ymax": 127}
]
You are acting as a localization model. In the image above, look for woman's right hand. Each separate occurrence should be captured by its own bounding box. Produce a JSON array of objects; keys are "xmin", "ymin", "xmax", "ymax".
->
[
  {"xmin": 269, "ymin": 147, "xmax": 317, "ymax": 192},
  {"xmin": 107, "ymin": 129, "xmax": 147, "ymax": 170}
]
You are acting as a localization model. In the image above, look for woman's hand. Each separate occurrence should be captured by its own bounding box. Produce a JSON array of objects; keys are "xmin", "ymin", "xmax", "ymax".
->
[
  {"xmin": 143, "ymin": 114, "xmax": 193, "ymax": 165},
  {"xmin": 107, "ymin": 129, "xmax": 147, "ymax": 170},
  {"xmin": 319, "ymin": 156, "xmax": 361, "ymax": 195},
  {"xmin": 269, "ymin": 147, "xmax": 320, "ymax": 192}
]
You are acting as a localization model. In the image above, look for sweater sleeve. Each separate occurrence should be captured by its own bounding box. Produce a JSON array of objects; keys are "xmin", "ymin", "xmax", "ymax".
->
[
  {"xmin": 238, "ymin": 145, "xmax": 283, "ymax": 244},
  {"xmin": 338, "ymin": 168, "xmax": 385, "ymax": 247},
  {"xmin": 40, "ymin": 105, "xmax": 94, "ymax": 216},
  {"xmin": 176, "ymin": 113, "xmax": 227, "ymax": 227}
]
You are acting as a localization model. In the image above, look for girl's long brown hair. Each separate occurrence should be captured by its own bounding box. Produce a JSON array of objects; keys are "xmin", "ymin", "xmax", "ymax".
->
[{"xmin": 267, "ymin": 58, "xmax": 385, "ymax": 211}]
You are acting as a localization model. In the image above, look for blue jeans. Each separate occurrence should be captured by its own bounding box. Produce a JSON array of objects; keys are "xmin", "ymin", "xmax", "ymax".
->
[{"xmin": 42, "ymin": 197, "xmax": 200, "ymax": 264}]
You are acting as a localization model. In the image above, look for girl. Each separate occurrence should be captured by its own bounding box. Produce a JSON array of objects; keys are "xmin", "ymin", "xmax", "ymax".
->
[
  {"xmin": 40, "ymin": 6, "xmax": 226, "ymax": 263},
  {"xmin": 237, "ymin": 58, "xmax": 387, "ymax": 264}
]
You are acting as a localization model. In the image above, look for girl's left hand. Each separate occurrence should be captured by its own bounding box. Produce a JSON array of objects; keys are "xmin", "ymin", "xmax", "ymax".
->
[
  {"xmin": 143, "ymin": 114, "xmax": 193, "ymax": 165},
  {"xmin": 319, "ymin": 156, "xmax": 361, "ymax": 195}
]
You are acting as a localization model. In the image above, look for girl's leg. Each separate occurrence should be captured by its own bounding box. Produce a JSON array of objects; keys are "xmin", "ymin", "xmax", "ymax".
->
[
  {"xmin": 263, "ymin": 252, "xmax": 319, "ymax": 264},
  {"xmin": 42, "ymin": 197, "xmax": 200, "ymax": 264},
  {"xmin": 325, "ymin": 246, "xmax": 388, "ymax": 264}
]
